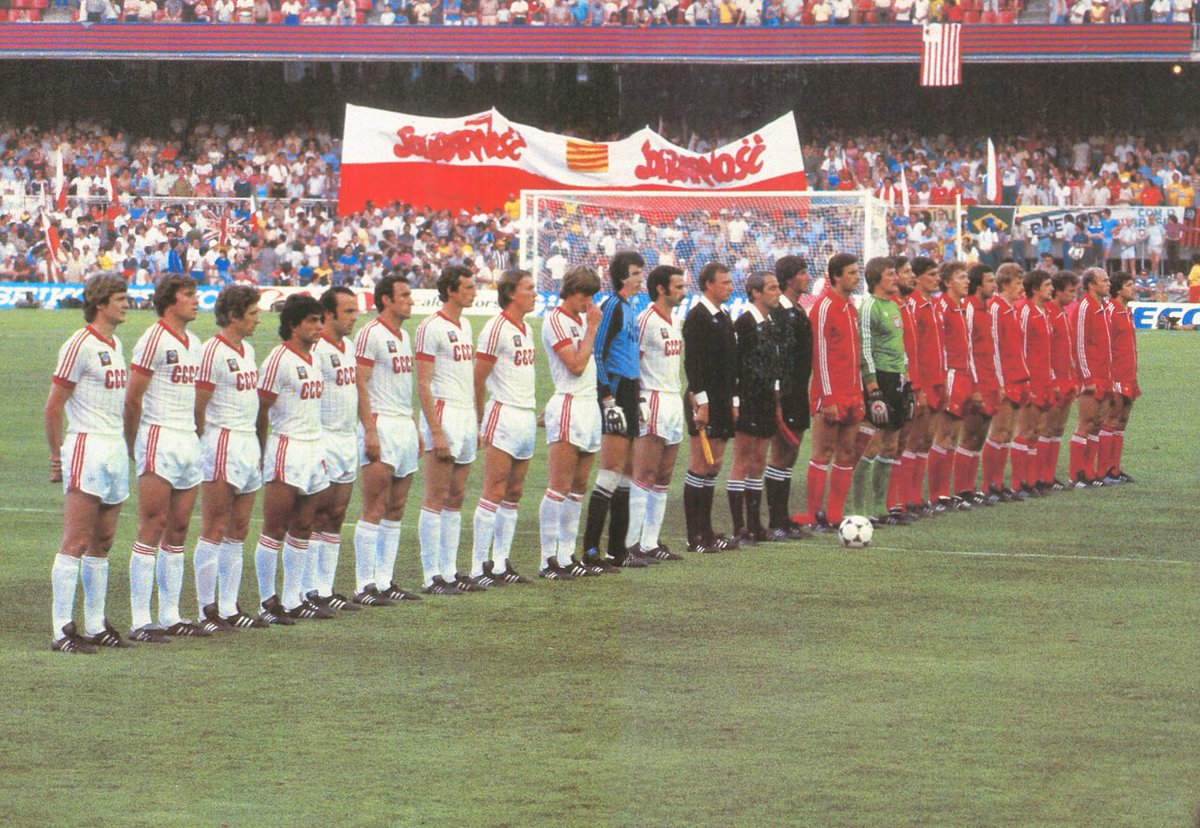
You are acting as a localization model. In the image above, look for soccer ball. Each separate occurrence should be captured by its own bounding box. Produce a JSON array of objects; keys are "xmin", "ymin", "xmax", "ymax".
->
[{"xmin": 838, "ymin": 515, "xmax": 874, "ymax": 549}]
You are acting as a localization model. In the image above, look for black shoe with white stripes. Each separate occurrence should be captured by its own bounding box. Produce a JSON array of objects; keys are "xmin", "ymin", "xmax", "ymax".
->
[
  {"xmin": 472, "ymin": 570, "xmax": 504, "ymax": 588},
  {"xmin": 258, "ymin": 595, "xmax": 297, "ymax": 626},
  {"xmin": 83, "ymin": 620, "xmax": 134, "ymax": 649},
  {"xmin": 286, "ymin": 599, "xmax": 336, "ymax": 620},
  {"xmin": 381, "ymin": 581, "xmax": 423, "ymax": 602},
  {"xmin": 324, "ymin": 592, "xmax": 362, "ymax": 611},
  {"xmin": 485, "ymin": 560, "xmax": 531, "ymax": 584},
  {"xmin": 452, "ymin": 573, "xmax": 488, "ymax": 593},
  {"xmin": 199, "ymin": 603, "xmax": 234, "ymax": 634},
  {"xmin": 568, "ymin": 560, "xmax": 602, "ymax": 577},
  {"xmin": 52, "ymin": 621, "xmax": 96, "ymax": 654},
  {"xmin": 222, "ymin": 605, "xmax": 269, "ymax": 629},
  {"xmin": 581, "ymin": 549, "xmax": 621, "ymax": 573},
  {"xmin": 164, "ymin": 620, "xmax": 213, "ymax": 637},
  {"xmin": 352, "ymin": 584, "xmax": 395, "ymax": 606},
  {"xmin": 421, "ymin": 575, "xmax": 462, "ymax": 596},
  {"xmin": 539, "ymin": 556, "xmax": 576, "ymax": 580},
  {"xmin": 128, "ymin": 624, "xmax": 173, "ymax": 643}
]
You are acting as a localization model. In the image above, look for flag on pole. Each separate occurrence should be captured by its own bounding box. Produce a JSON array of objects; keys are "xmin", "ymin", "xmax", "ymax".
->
[
  {"xmin": 54, "ymin": 154, "xmax": 68, "ymax": 212},
  {"xmin": 985, "ymin": 138, "xmax": 1000, "ymax": 204},
  {"xmin": 41, "ymin": 210, "xmax": 63, "ymax": 282},
  {"xmin": 921, "ymin": 23, "xmax": 962, "ymax": 87},
  {"xmin": 900, "ymin": 164, "xmax": 912, "ymax": 216},
  {"xmin": 104, "ymin": 166, "xmax": 122, "ymax": 219}
]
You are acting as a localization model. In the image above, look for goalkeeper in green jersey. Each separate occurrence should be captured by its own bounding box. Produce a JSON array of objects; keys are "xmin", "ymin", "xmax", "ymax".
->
[{"xmin": 851, "ymin": 256, "xmax": 913, "ymax": 524}]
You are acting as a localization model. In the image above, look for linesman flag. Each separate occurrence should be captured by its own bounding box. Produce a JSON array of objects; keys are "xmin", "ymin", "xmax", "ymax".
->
[{"xmin": 921, "ymin": 23, "xmax": 962, "ymax": 87}]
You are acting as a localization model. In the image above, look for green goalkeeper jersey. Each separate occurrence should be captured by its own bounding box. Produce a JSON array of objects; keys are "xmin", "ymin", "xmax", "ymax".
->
[{"xmin": 859, "ymin": 294, "xmax": 907, "ymax": 386}]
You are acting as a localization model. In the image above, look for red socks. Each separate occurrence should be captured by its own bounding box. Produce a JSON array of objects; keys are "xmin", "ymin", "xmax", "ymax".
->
[
  {"xmin": 928, "ymin": 446, "xmax": 951, "ymax": 501},
  {"xmin": 827, "ymin": 464, "xmax": 855, "ymax": 523},
  {"xmin": 806, "ymin": 461, "xmax": 828, "ymax": 520},
  {"xmin": 954, "ymin": 448, "xmax": 979, "ymax": 495}
]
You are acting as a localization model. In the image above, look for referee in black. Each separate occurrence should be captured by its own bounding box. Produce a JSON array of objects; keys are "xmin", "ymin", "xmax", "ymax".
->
[
  {"xmin": 683, "ymin": 261, "xmax": 739, "ymax": 553},
  {"xmin": 765, "ymin": 255, "xmax": 813, "ymax": 539}
]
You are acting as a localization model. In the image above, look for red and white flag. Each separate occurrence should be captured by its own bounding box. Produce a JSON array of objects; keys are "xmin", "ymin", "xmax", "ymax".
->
[
  {"xmin": 900, "ymin": 164, "xmax": 912, "ymax": 216},
  {"xmin": 41, "ymin": 211, "xmax": 63, "ymax": 282},
  {"xmin": 984, "ymin": 138, "xmax": 1000, "ymax": 203},
  {"xmin": 921, "ymin": 23, "xmax": 962, "ymax": 87},
  {"xmin": 54, "ymin": 153, "xmax": 68, "ymax": 212},
  {"xmin": 104, "ymin": 166, "xmax": 121, "ymax": 218}
]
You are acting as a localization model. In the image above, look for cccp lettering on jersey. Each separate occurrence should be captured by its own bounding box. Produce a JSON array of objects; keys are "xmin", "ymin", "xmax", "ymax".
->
[
  {"xmin": 513, "ymin": 348, "xmax": 535, "ymax": 366},
  {"xmin": 104, "ymin": 368, "xmax": 128, "ymax": 389},
  {"xmin": 664, "ymin": 340, "xmax": 682, "ymax": 357},
  {"xmin": 300, "ymin": 380, "xmax": 325, "ymax": 400},
  {"xmin": 234, "ymin": 371, "xmax": 258, "ymax": 391},
  {"xmin": 453, "ymin": 343, "xmax": 474, "ymax": 362},
  {"xmin": 392, "ymin": 355, "xmax": 414, "ymax": 374},
  {"xmin": 335, "ymin": 366, "xmax": 356, "ymax": 386},
  {"xmin": 170, "ymin": 365, "xmax": 198, "ymax": 385}
]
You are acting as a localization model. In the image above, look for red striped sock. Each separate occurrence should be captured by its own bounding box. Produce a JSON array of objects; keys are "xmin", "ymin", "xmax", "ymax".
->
[{"xmin": 806, "ymin": 461, "xmax": 828, "ymax": 520}]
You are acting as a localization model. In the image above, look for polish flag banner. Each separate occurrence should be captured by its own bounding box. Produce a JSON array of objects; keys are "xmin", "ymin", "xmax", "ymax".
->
[{"xmin": 337, "ymin": 105, "xmax": 807, "ymax": 214}]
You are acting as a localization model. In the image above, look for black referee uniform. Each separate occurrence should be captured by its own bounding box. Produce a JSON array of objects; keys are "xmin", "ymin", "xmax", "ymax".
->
[
  {"xmin": 765, "ymin": 293, "xmax": 813, "ymax": 533},
  {"xmin": 734, "ymin": 305, "xmax": 780, "ymax": 438}
]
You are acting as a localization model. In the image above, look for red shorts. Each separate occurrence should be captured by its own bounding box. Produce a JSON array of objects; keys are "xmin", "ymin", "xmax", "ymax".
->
[
  {"xmin": 1113, "ymin": 380, "xmax": 1141, "ymax": 401},
  {"xmin": 1003, "ymin": 381, "xmax": 1030, "ymax": 407},
  {"xmin": 976, "ymin": 382, "xmax": 1001, "ymax": 416},
  {"xmin": 1082, "ymin": 379, "xmax": 1111, "ymax": 400},
  {"xmin": 923, "ymin": 384, "xmax": 946, "ymax": 413},
  {"xmin": 943, "ymin": 369, "xmax": 975, "ymax": 418},
  {"xmin": 1028, "ymin": 381, "xmax": 1054, "ymax": 411},
  {"xmin": 1055, "ymin": 379, "xmax": 1078, "ymax": 406},
  {"xmin": 812, "ymin": 394, "xmax": 865, "ymax": 426}
]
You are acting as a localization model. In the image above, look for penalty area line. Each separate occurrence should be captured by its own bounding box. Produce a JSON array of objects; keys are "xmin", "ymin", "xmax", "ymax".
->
[{"xmin": 869, "ymin": 545, "xmax": 1197, "ymax": 567}]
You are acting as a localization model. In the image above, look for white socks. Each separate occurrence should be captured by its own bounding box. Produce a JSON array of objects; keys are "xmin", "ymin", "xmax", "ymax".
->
[
  {"xmin": 316, "ymin": 532, "xmax": 341, "ymax": 597},
  {"xmin": 51, "ymin": 553, "xmax": 80, "ymax": 639},
  {"xmin": 129, "ymin": 542, "xmax": 157, "ymax": 630},
  {"xmin": 376, "ymin": 520, "xmax": 401, "ymax": 591},
  {"xmin": 155, "ymin": 544, "xmax": 184, "ymax": 628},
  {"xmin": 539, "ymin": 490, "xmax": 564, "ymax": 569},
  {"xmin": 217, "ymin": 537, "xmax": 244, "ymax": 618},
  {"xmin": 472, "ymin": 500, "xmax": 499, "ymax": 577},
  {"xmin": 354, "ymin": 520, "xmax": 379, "ymax": 592},
  {"xmin": 440, "ymin": 509, "xmax": 461, "ymax": 581},
  {"xmin": 80, "ymin": 554, "xmax": 109, "ymax": 637},
  {"xmin": 625, "ymin": 479, "xmax": 651, "ymax": 549},
  {"xmin": 193, "ymin": 536, "xmax": 220, "ymax": 613},
  {"xmin": 641, "ymin": 484, "xmax": 669, "ymax": 552},
  {"xmin": 493, "ymin": 501, "xmax": 518, "ymax": 572},
  {"xmin": 559, "ymin": 491, "xmax": 584, "ymax": 562},
  {"xmin": 417, "ymin": 508, "xmax": 441, "ymax": 586},
  {"xmin": 280, "ymin": 534, "xmax": 309, "ymax": 611},
  {"xmin": 255, "ymin": 534, "xmax": 282, "ymax": 604}
]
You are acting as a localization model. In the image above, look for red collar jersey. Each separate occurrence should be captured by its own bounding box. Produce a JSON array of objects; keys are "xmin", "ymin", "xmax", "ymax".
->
[
  {"xmin": 1046, "ymin": 301, "xmax": 1075, "ymax": 384},
  {"xmin": 1108, "ymin": 301, "xmax": 1138, "ymax": 384},
  {"xmin": 939, "ymin": 294, "xmax": 971, "ymax": 372},
  {"xmin": 1019, "ymin": 301, "xmax": 1055, "ymax": 384},
  {"xmin": 1071, "ymin": 294, "xmax": 1112, "ymax": 384},
  {"xmin": 896, "ymin": 294, "xmax": 919, "ymax": 388},
  {"xmin": 965, "ymin": 295, "xmax": 997, "ymax": 387},
  {"xmin": 910, "ymin": 292, "xmax": 946, "ymax": 391},
  {"xmin": 988, "ymin": 295, "xmax": 1030, "ymax": 387},
  {"xmin": 809, "ymin": 287, "xmax": 861, "ymax": 406}
]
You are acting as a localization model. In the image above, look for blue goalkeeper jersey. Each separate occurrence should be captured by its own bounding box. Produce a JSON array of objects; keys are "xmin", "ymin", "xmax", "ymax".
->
[{"xmin": 593, "ymin": 293, "xmax": 639, "ymax": 395}]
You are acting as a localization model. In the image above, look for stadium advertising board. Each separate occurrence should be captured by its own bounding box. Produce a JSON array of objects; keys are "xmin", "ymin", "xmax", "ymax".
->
[{"xmin": 338, "ymin": 105, "xmax": 807, "ymax": 214}]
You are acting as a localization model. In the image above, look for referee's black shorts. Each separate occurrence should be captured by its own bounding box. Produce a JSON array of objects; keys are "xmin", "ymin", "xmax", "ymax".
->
[
  {"xmin": 600, "ymin": 376, "xmax": 640, "ymax": 438},
  {"xmin": 866, "ymin": 370, "xmax": 911, "ymax": 431},
  {"xmin": 735, "ymin": 392, "xmax": 777, "ymax": 438},
  {"xmin": 686, "ymin": 395, "xmax": 736, "ymax": 440},
  {"xmin": 778, "ymin": 391, "xmax": 810, "ymax": 434}
]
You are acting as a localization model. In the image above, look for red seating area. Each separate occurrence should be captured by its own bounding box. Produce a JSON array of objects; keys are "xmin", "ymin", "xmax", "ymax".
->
[{"xmin": 0, "ymin": 0, "xmax": 47, "ymax": 22}]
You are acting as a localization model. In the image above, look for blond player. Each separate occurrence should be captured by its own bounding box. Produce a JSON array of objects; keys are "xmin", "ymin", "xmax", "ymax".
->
[
  {"xmin": 125, "ymin": 274, "xmax": 206, "ymax": 641},
  {"xmin": 45, "ymin": 276, "xmax": 132, "ymax": 653},
  {"xmin": 353, "ymin": 274, "xmax": 423, "ymax": 606},
  {"xmin": 539, "ymin": 265, "xmax": 604, "ymax": 579},
  {"xmin": 470, "ymin": 270, "xmax": 539, "ymax": 586},
  {"xmin": 192, "ymin": 285, "xmax": 267, "ymax": 631},
  {"xmin": 624, "ymin": 265, "xmax": 687, "ymax": 561},
  {"xmin": 253, "ymin": 294, "xmax": 334, "ymax": 623},
  {"xmin": 415, "ymin": 265, "xmax": 482, "ymax": 595}
]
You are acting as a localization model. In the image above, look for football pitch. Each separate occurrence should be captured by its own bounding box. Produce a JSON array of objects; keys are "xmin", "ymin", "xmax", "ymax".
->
[{"xmin": 1, "ymin": 308, "xmax": 1197, "ymax": 827}]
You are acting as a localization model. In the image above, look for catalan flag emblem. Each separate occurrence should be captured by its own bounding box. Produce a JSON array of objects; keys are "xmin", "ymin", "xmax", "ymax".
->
[{"xmin": 566, "ymin": 140, "xmax": 609, "ymax": 173}]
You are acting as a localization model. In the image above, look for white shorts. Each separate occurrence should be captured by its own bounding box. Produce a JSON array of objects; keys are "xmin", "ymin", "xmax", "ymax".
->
[
  {"xmin": 136, "ymin": 423, "xmax": 202, "ymax": 490},
  {"xmin": 639, "ymin": 390, "xmax": 685, "ymax": 446},
  {"xmin": 360, "ymin": 414, "xmax": 419, "ymax": 478},
  {"xmin": 545, "ymin": 392, "xmax": 601, "ymax": 454},
  {"xmin": 200, "ymin": 427, "xmax": 262, "ymax": 495},
  {"xmin": 419, "ymin": 400, "xmax": 478, "ymax": 465},
  {"xmin": 323, "ymin": 429, "xmax": 358, "ymax": 485},
  {"xmin": 263, "ymin": 433, "xmax": 330, "ymax": 496},
  {"xmin": 481, "ymin": 400, "xmax": 537, "ymax": 461},
  {"xmin": 62, "ymin": 432, "xmax": 129, "ymax": 505}
]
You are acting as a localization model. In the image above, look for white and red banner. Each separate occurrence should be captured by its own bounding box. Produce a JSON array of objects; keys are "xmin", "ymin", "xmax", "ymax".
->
[
  {"xmin": 337, "ymin": 105, "xmax": 807, "ymax": 214},
  {"xmin": 921, "ymin": 23, "xmax": 962, "ymax": 87}
]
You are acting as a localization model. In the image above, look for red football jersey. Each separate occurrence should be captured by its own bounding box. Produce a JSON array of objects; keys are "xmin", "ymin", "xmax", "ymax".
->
[
  {"xmin": 809, "ymin": 287, "xmax": 861, "ymax": 407},
  {"xmin": 988, "ymin": 295, "xmax": 1030, "ymax": 387},
  {"xmin": 1108, "ymin": 301, "xmax": 1137, "ymax": 385},
  {"xmin": 965, "ymin": 295, "xmax": 997, "ymax": 386},
  {"xmin": 1071, "ymin": 294, "xmax": 1112, "ymax": 386},
  {"xmin": 1046, "ymin": 301, "xmax": 1075, "ymax": 384},
  {"xmin": 910, "ymin": 292, "xmax": 946, "ymax": 392},
  {"xmin": 939, "ymin": 294, "xmax": 971, "ymax": 372},
  {"xmin": 1019, "ymin": 301, "xmax": 1055, "ymax": 384}
]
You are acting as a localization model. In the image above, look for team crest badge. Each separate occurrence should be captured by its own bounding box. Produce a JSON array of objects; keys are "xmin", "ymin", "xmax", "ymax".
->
[
  {"xmin": 447, "ymin": 331, "xmax": 459, "ymax": 343},
  {"xmin": 331, "ymin": 354, "xmax": 341, "ymax": 368},
  {"xmin": 661, "ymin": 328, "xmax": 669, "ymax": 339},
  {"xmin": 227, "ymin": 358, "xmax": 239, "ymax": 371},
  {"xmin": 569, "ymin": 327, "xmax": 579, "ymax": 337},
  {"xmin": 99, "ymin": 352, "xmax": 112, "ymax": 366},
  {"xmin": 297, "ymin": 366, "xmax": 308, "ymax": 380},
  {"xmin": 387, "ymin": 341, "xmax": 398, "ymax": 353},
  {"xmin": 513, "ymin": 335, "xmax": 522, "ymax": 347},
  {"xmin": 165, "ymin": 350, "xmax": 179, "ymax": 365}
]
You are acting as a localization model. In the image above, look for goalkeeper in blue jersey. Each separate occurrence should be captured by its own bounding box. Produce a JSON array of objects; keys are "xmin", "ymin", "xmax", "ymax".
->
[{"xmin": 580, "ymin": 251, "xmax": 651, "ymax": 570}]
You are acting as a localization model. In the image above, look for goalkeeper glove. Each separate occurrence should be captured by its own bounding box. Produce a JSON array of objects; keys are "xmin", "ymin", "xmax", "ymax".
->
[
  {"xmin": 602, "ymin": 397, "xmax": 627, "ymax": 435},
  {"xmin": 867, "ymin": 387, "xmax": 890, "ymax": 427}
]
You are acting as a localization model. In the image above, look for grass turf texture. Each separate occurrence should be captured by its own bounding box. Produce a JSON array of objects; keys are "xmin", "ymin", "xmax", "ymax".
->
[{"xmin": 1, "ymin": 308, "xmax": 1197, "ymax": 827}]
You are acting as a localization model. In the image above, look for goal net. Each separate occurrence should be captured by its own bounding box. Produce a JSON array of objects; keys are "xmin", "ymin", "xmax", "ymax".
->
[{"xmin": 518, "ymin": 190, "xmax": 890, "ymax": 294}]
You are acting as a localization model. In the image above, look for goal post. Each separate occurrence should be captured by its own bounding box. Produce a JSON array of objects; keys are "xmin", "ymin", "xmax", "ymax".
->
[{"xmin": 518, "ymin": 189, "xmax": 890, "ymax": 294}]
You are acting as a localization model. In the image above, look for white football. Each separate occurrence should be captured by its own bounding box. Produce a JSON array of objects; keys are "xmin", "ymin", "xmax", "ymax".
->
[{"xmin": 838, "ymin": 515, "xmax": 874, "ymax": 548}]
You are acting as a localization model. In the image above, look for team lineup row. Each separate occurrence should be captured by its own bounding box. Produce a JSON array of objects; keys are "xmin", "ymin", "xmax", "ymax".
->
[{"xmin": 44, "ymin": 249, "xmax": 1138, "ymax": 652}]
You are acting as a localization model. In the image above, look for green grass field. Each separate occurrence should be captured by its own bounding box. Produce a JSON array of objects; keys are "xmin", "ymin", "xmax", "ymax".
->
[{"xmin": 1, "ymin": 308, "xmax": 1197, "ymax": 827}]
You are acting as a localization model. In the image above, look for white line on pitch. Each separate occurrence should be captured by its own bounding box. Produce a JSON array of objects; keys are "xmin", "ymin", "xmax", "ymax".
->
[
  {"xmin": 2, "ymin": 507, "xmax": 60, "ymax": 514},
  {"xmin": 870, "ymin": 545, "xmax": 1196, "ymax": 566}
]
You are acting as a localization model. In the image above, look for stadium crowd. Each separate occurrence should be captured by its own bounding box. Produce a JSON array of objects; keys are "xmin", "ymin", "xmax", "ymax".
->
[{"xmin": 5, "ymin": 121, "xmax": 1200, "ymax": 287}]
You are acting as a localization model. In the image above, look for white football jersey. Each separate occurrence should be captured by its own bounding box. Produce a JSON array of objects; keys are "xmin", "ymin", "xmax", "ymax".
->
[
  {"xmin": 312, "ymin": 333, "xmax": 358, "ymax": 434},
  {"xmin": 354, "ymin": 316, "xmax": 414, "ymax": 417},
  {"xmin": 258, "ymin": 342, "xmax": 323, "ymax": 440},
  {"xmin": 130, "ymin": 320, "xmax": 202, "ymax": 431},
  {"xmin": 476, "ymin": 311, "xmax": 536, "ymax": 410},
  {"xmin": 637, "ymin": 305, "xmax": 683, "ymax": 394},
  {"xmin": 542, "ymin": 306, "xmax": 596, "ymax": 399},
  {"xmin": 197, "ymin": 334, "xmax": 258, "ymax": 433},
  {"xmin": 414, "ymin": 310, "xmax": 474, "ymax": 407},
  {"xmin": 53, "ymin": 325, "xmax": 126, "ymax": 437}
]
